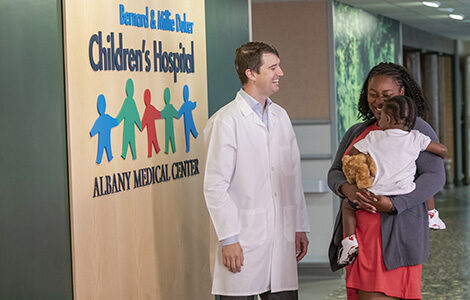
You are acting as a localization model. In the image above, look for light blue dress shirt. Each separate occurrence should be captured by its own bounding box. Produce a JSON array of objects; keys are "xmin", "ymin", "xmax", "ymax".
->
[
  {"xmin": 221, "ymin": 89, "xmax": 273, "ymax": 246},
  {"xmin": 239, "ymin": 88, "xmax": 272, "ymax": 130}
]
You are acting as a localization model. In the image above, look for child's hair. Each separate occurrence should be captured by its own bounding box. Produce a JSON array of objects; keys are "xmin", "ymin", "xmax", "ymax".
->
[{"xmin": 383, "ymin": 95, "xmax": 417, "ymax": 131}]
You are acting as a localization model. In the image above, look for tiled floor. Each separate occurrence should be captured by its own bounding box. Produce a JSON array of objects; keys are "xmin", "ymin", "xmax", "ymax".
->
[{"xmin": 299, "ymin": 185, "xmax": 470, "ymax": 299}]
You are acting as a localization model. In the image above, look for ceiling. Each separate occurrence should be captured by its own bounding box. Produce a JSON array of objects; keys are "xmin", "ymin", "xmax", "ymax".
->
[{"xmin": 336, "ymin": 0, "xmax": 470, "ymax": 41}]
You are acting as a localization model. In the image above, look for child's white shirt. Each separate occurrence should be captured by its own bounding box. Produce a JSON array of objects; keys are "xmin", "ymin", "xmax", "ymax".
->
[{"xmin": 353, "ymin": 129, "xmax": 431, "ymax": 195}]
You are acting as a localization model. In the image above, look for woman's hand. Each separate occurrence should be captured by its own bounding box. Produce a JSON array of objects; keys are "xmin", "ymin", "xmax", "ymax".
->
[
  {"xmin": 340, "ymin": 183, "xmax": 394, "ymax": 213},
  {"xmin": 340, "ymin": 183, "xmax": 377, "ymax": 213},
  {"xmin": 371, "ymin": 195, "xmax": 394, "ymax": 212},
  {"xmin": 354, "ymin": 190, "xmax": 394, "ymax": 213}
]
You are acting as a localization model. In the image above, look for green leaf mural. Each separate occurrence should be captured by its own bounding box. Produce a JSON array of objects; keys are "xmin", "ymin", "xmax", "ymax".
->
[{"xmin": 334, "ymin": 1, "xmax": 400, "ymax": 140}]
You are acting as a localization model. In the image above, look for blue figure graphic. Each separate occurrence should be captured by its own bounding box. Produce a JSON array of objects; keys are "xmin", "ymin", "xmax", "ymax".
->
[
  {"xmin": 90, "ymin": 94, "xmax": 118, "ymax": 164},
  {"xmin": 116, "ymin": 79, "xmax": 142, "ymax": 160},
  {"xmin": 178, "ymin": 85, "xmax": 198, "ymax": 152}
]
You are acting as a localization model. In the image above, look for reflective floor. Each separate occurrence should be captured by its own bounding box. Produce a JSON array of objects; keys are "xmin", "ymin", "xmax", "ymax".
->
[{"xmin": 299, "ymin": 185, "xmax": 470, "ymax": 299}]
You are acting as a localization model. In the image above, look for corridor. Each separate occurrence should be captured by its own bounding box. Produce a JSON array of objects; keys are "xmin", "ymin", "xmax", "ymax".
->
[{"xmin": 300, "ymin": 185, "xmax": 470, "ymax": 299}]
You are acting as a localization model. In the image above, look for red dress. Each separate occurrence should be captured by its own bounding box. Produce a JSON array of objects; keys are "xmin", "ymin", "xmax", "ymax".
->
[{"xmin": 344, "ymin": 123, "xmax": 422, "ymax": 300}]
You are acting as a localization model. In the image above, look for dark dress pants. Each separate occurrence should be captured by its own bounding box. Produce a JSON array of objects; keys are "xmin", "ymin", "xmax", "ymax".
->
[{"xmin": 219, "ymin": 290, "xmax": 298, "ymax": 300}]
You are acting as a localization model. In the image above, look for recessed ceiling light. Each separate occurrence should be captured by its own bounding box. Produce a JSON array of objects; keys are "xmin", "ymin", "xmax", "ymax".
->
[
  {"xmin": 449, "ymin": 14, "xmax": 464, "ymax": 20},
  {"xmin": 422, "ymin": 1, "xmax": 441, "ymax": 8}
]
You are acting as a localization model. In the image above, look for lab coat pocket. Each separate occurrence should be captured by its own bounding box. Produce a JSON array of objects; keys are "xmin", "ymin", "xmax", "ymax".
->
[
  {"xmin": 239, "ymin": 209, "xmax": 267, "ymax": 249},
  {"xmin": 283, "ymin": 206, "xmax": 296, "ymax": 242},
  {"xmin": 280, "ymin": 146, "xmax": 294, "ymax": 176}
]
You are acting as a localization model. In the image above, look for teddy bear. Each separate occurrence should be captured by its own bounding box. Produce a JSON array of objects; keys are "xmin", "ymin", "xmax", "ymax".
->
[{"xmin": 342, "ymin": 153, "xmax": 377, "ymax": 189}]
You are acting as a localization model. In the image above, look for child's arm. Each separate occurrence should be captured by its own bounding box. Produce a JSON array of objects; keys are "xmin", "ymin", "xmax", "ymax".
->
[
  {"xmin": 348, "ymin": 146, "xmax": 361, "ymax": 156},
  {"xmin": 426, "ymin": 141, "xmax": 447, "ymax": 158}
]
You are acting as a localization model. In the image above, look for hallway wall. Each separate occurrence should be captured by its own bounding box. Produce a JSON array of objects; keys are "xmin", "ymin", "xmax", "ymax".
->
[
  {"xmin": 0, "ymin": 0, "xmax": 73, "ymax": 299},
  {"xmin": 252, "ymin": 0, "xmax": 334, "ymax": 264},
  {"xmin": 252, "ymin": 1, "xmax": 330, "ymax": 120},
  {"xmin": 206, "ymin": 0, "xmax": 250, "ymax": 117},
  {"xmin": 403, "ymin": 25, "xmax": 465, "ymax": 186},
  {"xmin": 0, "ymin": 0, "xmax": 250, "ymax": 298}
]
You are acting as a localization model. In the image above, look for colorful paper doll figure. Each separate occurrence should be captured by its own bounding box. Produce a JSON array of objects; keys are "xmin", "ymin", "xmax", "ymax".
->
[
  {"xmin": 89, "ymin": 94, "xmax": 118, "ymax": 164},
  {"xmin": 141, "ymin": 89, "xmax": 161, "ymax": 157},
  {"xmin": 178, "ymin": 85, "xmax": 198, "ymax": 152},
  {"xmin": 116, "ymin": 78, "xmax": 142, "ymax": 160},
  {"xmin": 160, "ymin": 87, "xmax": 180, "ymax": 154}
]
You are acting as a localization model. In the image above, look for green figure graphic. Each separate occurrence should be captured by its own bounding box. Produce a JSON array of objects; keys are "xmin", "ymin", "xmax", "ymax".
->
[
  {"xmin": 116, "ymin": 79, "xmax": 142, "ymax": 160},
  {"xmin": 160, "ymin": 88, "xmax": 180, "ymax": 154}
]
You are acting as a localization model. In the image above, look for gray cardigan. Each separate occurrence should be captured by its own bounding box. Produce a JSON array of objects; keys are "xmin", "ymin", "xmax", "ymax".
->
[{"xmin": 328, "ymin": 117, "xmax": 445, "ymax": 271}]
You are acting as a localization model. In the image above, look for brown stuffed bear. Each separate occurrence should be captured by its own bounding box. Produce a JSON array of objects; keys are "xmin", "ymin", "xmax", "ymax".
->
[{"xmin": 342, "ymin": 153, "xmax": 377, "ymax": 189}]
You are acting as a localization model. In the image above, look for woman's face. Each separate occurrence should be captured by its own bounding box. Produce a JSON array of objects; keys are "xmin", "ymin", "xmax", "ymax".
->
[{"xmin": 367, "ymin": 75, "xmax": 405, "ymax": 119}]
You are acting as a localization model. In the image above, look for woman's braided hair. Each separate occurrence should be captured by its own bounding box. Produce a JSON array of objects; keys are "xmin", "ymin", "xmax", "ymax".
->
[{"xmin": 357, "ymin": 62, "xmax": 428, "ymax": 121}]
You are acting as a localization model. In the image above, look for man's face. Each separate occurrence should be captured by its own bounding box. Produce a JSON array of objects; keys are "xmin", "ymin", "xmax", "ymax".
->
[{"xmin": 251, "ymin": 53, "xmax": 284, "ymax": 97}]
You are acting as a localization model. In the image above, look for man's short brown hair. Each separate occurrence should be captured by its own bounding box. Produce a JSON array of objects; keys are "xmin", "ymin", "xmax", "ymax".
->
[{"xmin": 234, "ymin": 42, "xmax": 279, "ymax": 85}]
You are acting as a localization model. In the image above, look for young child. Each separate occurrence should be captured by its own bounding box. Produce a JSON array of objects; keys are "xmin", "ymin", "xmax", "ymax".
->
[{"xmin": 339, "ymin": 95, "xmax": 447, "ymax": 265}]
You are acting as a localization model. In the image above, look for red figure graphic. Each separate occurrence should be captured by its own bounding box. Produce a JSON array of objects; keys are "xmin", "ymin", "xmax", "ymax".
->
[{"xmin": 141, "ymin": 89, "xmax": 161, "ymax": 157}]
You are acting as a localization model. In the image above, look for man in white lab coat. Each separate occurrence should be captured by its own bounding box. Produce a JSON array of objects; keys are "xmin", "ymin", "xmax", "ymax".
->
[{"xmin": 204, "ymin": 42, "xmax": 310, "ymax": 300}]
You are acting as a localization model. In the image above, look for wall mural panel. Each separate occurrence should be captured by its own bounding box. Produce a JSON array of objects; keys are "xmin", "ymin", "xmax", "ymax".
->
[{"xmin": 334, "ymin": 1, "xmax": 401, "ymax": 140}]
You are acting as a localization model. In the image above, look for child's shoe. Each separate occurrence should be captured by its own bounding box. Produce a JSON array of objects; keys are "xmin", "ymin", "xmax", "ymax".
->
[
  {"xmin": 428, "ymin": 209, "xmax": 446, "ymax": 230},
  {"xmin": 337, "ymin": 234, "xmax": 359, "ymax": 265}
]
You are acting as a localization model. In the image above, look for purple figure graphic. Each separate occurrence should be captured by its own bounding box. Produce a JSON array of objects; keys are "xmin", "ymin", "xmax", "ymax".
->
[
  {"xmin": 90, "ymin": 94, "xmax": 118, "ymax": 164},
  {"xmin": 141, "ymin": 89, "xmax": 161, "ymax": 157},
  {"xmin": 178, "ymin": 85, "xmax": 198, "ymax": 152}
]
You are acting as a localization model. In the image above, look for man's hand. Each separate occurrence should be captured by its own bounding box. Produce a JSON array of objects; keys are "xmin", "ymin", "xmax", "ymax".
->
[
  {"xmin": 295, "ymin": 232, "xmax": 309, "ymax": 262},
  {"xmin": 222, "ymin": 242, "xmax": 244, "ymax": 273}
]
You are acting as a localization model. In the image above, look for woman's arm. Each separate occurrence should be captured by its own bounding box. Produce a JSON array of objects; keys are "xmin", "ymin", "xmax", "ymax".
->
[
  {"xmin": 390, "ymin": 118, "xmax": 446, "ymax": 214},
  {"xmin": 328, "ymin": 125, "xmax": 358, "ymax": 197},
  {"xmin": 328, "ymin": 122, "xmax": 378, "ymax": 212}
]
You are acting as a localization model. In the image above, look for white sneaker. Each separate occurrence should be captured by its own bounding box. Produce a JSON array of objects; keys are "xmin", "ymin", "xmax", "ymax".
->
[
  {"xmin": 428, "ymin": 209, "xmax": 446, "ymax": 230},
  {"xmin": 338, "ymin": 234, "xmax": 359, "ymax": 265}
]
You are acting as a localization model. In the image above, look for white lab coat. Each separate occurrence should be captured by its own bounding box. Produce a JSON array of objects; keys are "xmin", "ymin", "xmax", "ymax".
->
[{"xmin": 203, "ymin": 92, "xmax": 310, "ymax": 296}]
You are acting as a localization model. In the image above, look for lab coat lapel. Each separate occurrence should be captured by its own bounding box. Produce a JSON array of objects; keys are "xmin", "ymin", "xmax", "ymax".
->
[
  {"xmin": 236, "ymin": 93, "xmax": 267, "ymax": 130},
  {"xmin": 269, "ymin": 104, "xmax": 278, "ymax": 132}
]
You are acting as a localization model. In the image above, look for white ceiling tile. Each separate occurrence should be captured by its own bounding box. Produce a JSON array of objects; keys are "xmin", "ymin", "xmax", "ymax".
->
[{"xmin": 336, "ymin": 0, "xmax": 470, "ymax": 40}]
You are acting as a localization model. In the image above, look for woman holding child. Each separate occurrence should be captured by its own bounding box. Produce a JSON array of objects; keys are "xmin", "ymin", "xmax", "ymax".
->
[{"xmin": 328, "ymin": 63, "xmax": 445, "ymax": 299}]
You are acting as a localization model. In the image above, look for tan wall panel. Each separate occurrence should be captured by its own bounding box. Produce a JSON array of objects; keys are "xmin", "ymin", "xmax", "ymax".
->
[
  {"xmin": 421, "ymin": 54, "xmax": 440, "ymax": 131},
  {"xmin": 63, "ymin": 1, "xmax": 211, "ymax": 299},
  {"xmin": 252, "ymin": 1, "xmax": 330, "ymax": 120},
  {"xmin": 439, "ymin": 56, "xmax": 455, "ymax": 177}
]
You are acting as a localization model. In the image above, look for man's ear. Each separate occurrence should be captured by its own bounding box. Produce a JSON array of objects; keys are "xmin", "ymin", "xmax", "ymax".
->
[
  {"xmin": 386, "ymin": 114, "xmax": 392, "ymax": 124},
  {"xmin": 245, "ymin": 69, "xmax": 256, "ymax": 81}
]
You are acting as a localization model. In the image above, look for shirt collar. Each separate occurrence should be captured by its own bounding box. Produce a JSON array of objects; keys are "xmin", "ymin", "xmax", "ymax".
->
[{"xmin": 239, "ymin": 88, "xmax": 272, "ymax": 111}]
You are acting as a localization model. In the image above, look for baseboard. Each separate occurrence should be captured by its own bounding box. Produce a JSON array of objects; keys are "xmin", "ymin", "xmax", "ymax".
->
[{"xmin": 298, "ymin": 263, "xmax": 344, "ymax": 281}]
